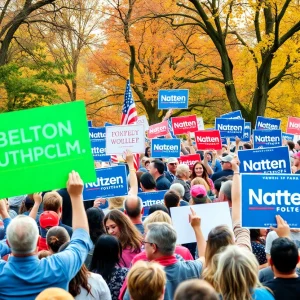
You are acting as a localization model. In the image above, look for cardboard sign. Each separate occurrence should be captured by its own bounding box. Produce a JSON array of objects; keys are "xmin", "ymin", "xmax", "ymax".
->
[
  {"xmin": 282, "ymin": 132, "xmax": 294, "ymax": 141},
  {"xmin": 148, "ymin": 121, "xmax": 169, "ymax": 139},
  {"xmin": 105, "ymin": 125, "xmax": 144, "ymax": 155},
  {"xmin": 221, "ymin": 110, "xmax": 242, "ymax": 119},
  {"xmin": 138, "ymin": 190, "xmax": 167, "ymax": 216},
  {"xmin": 91, "ymin": 140, "xmax": 111, "ymax": 162},
  {"xmin": 151, "ymin": 138, "xmax": 181, "ymax": 158},
  {"xmin": 83, "ymin": 166, "xmax": 128, "ymax": 200},
  {"xmin": 170, "ymin": 202, "xmax": 232, "ymax": 244},
  {"xmin": 255, "ymin": 116, "xmax": 281, "ymax": 130},
  {"xmin": 171, "ymin": 115, "xmax": 198, "ymax": 135},
  {"xmin": 241, "ymin": 174, "xmax": 300, "ymax": 228},
  {"xmin": 178, "ymin": 154, "xmax": 201, "ymax": 170},
  {"xmin": 89, "ymin": 127, "xmax": 106, "ymax": 140},
  {"xmin": 158, "ymin": 89, "xmax": 189, "ymax": 109},
  {"xmin": 88, "ymin": 120, "xmax": 93, "ymax": 127},
  {"xmin": 194, "ymin": 130, "xmax": 222, "ymax": 150},
  {"xmin": 238, "ymin": 146, "xmax": 291, "ymax": 174},
  {"xmin": 0, "ymin": 101, "xmax": 96, "ymax": 198},
  {"xmin": 241, "ymin": 122, "xmax": 251, "ymax": 142},
  {"xmin": 286, "ymin": 117, "xmax": 300, "ymax": 135},
  {"xmin": 253, "ymin": 130, "xmax": 282, "ymax": 148},
  {"xmin": 190, "ymin": 117, "xmax": 204, "ymax": 138},
  {"xmin": 215, "ymin": 118, "xmax": 245, "ymax": 138},
  {"xmin": 137, "ymin": 115, "xmax": 149, "ymax": 131}
]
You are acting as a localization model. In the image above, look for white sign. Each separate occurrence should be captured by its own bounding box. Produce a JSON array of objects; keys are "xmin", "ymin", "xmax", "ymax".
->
[
  {"xmin": 170, "ymin": 202, "xmax": 232, "ymax": 244},
  {"xmin": 190, "ymin": 117, "xmax": 205, "ymax": 138},
  {"xmin": 137, "ymin": 115, "xmax": 149, "ymax": 131},
  {"xmin": 105, "ymin": 124, "xmax": 145, "ymax": 155}
]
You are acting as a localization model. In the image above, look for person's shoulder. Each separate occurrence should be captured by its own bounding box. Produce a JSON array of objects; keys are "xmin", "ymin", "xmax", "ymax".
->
[
  {"xmin": 89, "ymin": 272, "xmax": 106, "ymax": 284},
  {"xmin": 252, "ymin": 287, "xmax": 275, "ymax": 299}
]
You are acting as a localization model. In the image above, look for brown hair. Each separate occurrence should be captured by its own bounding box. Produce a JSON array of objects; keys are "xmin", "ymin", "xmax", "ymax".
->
[
  {"xmin": 69, "ymin": 264, "xmax": 92, "ymax": 297},
  {"xmin": 43, "ymin": 192, "xmax": 62, "ymax": 213},
  {"xmin": 46, "ymin": 226, "xmax": 70, "ymax": 253},
  {"xmin": 104, "ymin": 209, "xmax": 142, "ymax": 252},
  {"xmin": 191, "ymin": 162, "xmax": 210, "ymax": 187},
  {"xmin": 128, "ymin": 261, "xmax": 166, "ymax": 300}
]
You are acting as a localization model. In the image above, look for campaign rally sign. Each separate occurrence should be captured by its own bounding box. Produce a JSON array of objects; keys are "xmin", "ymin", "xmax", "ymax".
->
[
  {"xmin": 106, "ymin": 124, "xmax": 144, "ymax": 155},
  {"xmin": 178, "ymin": 154, "xmax": 201, "ymax": 170},
  {"xmin": 89, "ymin": 127, "xmax": 106, "ymax": 140},
  {"xmin": 241, "ymin": 174, "xmax": 300, "ymax": 228},
  {"xmin": 105, "ymin": 122, "xmax": 115, "ymax": 127},
  {"xmin": 148, "ymin": 121, "xmax": 169, "ymax": 139},
  {"xmin": 215, "ymin": 118, "xmax": 245, "ymax": 138},
  {"xmin": 282, "ymin": 132, "xmax": 294, "ymax": 141},
  {"xmin": 253, "ymin": 130, "xmax": 282, "ymax": 148},
  {"xmin": 83, "ymin": 165, "xmax": 128, "ymax": 200},
  {"xmin": 241, "ymin": 122, "xmax": 251, "ymax": 142},
  {"xmin": 151, "ymin": 138, "xmax": 181, "ymax": 158},
  {"xmin": 0, "ymin": 101, "xmax": 96, "ymax": 198},
  {"xmin": 194, "ymin": 130, "xmax": 222, "ymax": 150},
  {"xmin": 171, "ymin": 115, "xmax": 198, "ymax": 135},
  {"xmin": 255, "ymin": 116, "xmax": 281, "ymax": 130},
  {"xmin": 88, "ymin": 120, "xmax": 93, "ymax": 127},
  {"xmin": 167, "ymin": 119, "xmax": 177, "ymax": 138},
  {"xmin": 91, "ymin": 140, "xmax": 111, "ymax": 162},
  {"xmin": 286, "ymin": 117, "xmax": 300, "ymax": 135},
  {"xmin": 137, "ymin": 115, "xmax": 149, "ymax": 131},
  {"xmin": 138, "ymin": 190, "xmax": 167, "ymax": 216},
  {"xmin": 220, "ymin": 110, "xmax": 242, "ymax": 119},
  {"xmin": 238, "ymin": 146, "xmax": 291, "ymax": 174},
  {"xmin": 158, "ymin": 89, "xmax": 189, "ymax": 109}
]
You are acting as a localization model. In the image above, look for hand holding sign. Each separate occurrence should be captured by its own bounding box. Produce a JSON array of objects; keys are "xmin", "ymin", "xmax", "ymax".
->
[
  {"xmin": 270, "ymin": 215, "xmax": 290, "ymax": 238},
  {"xmin": 189, "ymin": 207, "xmax": 201, "ymax": 228},
  {"xmin": 125, "ymin": 149, "xmax": 134, "ymax": 166},
  {"xmin": 33, "ymin": 193, "xmax": 43, "ymax": 205},
  {"xmin": 231, "ymin": 156, "xmax": 240, "ymax": 172},
  {"xmin": 67, "ymin": 171, "xmax": 84, "ymax": 199}
]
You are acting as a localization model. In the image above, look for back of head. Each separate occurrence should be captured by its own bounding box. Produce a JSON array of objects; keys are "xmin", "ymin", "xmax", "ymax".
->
[
  {"xmin": 43, "ymin": 192, "xmax": 62, "ymax": 213},
  {"xmin": 152, "ymin": 159, "xmax": 165, "ymax": 175},
  {"xmin": 124, "ymin": 195, "xmax": 143, "ymax": 219},
  {"xmin": 170, "ymin": 183, "xmax": 185, "ymax": 198},
  {"xmin": 128, "ymin": 261, "xmax": 166, "ymax": 300},
  {"xmin": 143, "ymin": 210, "xmax": 172, "ymax": 230},
  {"xmin": 36, "ymin": 288, "xmax": 74, "ymax": 300},
  {"xmin": 191, "ymin": 177, "xmax": 210, "ymax": 191},
  {"xmin": 148, "ymin": 204, "xmax": 169, "ymax": 215},
  {"xmin": 287, "ymin": 140, "xmax": 295, "ymax": 151},
  {"xmin": 243, "ymin": 143, "xmax": 252, "ymax": 149},
  {"xmin": 164, "ymin": 190, "xmax": 180, "ymax": 210},
  {"xmin": 86, "ymin": 207, "xmax": 105, "ymax": 244},
  {"xmin": 219, "ymin": 180, "xmax": 232, "ymax": 201},
  {"xmin": 270, "ymin": 237, "xmax": 299, "ymax": 274},
  {"xmin": 46, "ymin": 226, "xmax": 70, "ymax": 253},
  {"xmin": 7, "ymin": 215, "xmax": 39, "ymax": 254},
  {"xmin": 140, "ymin": 172, "xmax": 156, "ymax": 190},
  {"xmin": 175, "ymin": 279, "xmax": 219, "ymax": 300},
  {"xmin": 108, "ymin": 196, "xmax": 125, "ymax": 210},
  {"xmin": 213, "ymin": 177, "xmax": 229, "ymax": 193},
  {"xmin": 176, "ymin": 164, "xmax": 190, "ymax": 179}
]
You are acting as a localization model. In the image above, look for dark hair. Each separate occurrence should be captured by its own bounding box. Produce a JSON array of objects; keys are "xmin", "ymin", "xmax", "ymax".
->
[
  {"xmin": 59, "ymin": 242, "xmax": 92, "ymax": 297},
  {"xmin": 250, "ymin": 229, "xmax": 261, "ymax": 242},
  {"xmin": 164, "ymin": 190, "xmax": 180, "ymax": 211},
  {"xmin": 148, "ymin": 204, "xmax": 170, "ymax": 215},
  {"xmin": 271, "ymin": 238, "xmax": 299, "ymax": 273},
  {"xmin": 214, "ymin": 177, "xmax": 229, "ymax": 193},
  {"xmin": 191, "ymin": 161, "xmax": 210, "ymax": 186},
  {"xmin": 145, "ymin": 146, "xmax": 151, "ymax": 157},
  {"xmin": 124, "ymin": 196, "xmax": 143, "ymax": 218},
  {"xmin": 287, "ymin": 140, "xmax": 295, "ymax": 151},
  {"xmin": 46, "ymin": 226, "xmax": 70, "ymax": 253},
  {"xmin": 151, "ymin": 159, "xmax": 165, "ymax": 175},
  {"xmin": 86, "ymin": 208, "xmax": 106, "ymax": 244},
  {"xmin": 140, "ymin": 173, "xmax": 156, "ymax": 190},
  {"xmin": 90, "ymin": 234, "xmax": 123, "ymax": 282},
  {"xmin": 243, "ymin": 143, "xmax": 252, "ymax": 149},
  {"xmin": 297, "ymin": 140, "xmax": 300, "ymax": 146}
]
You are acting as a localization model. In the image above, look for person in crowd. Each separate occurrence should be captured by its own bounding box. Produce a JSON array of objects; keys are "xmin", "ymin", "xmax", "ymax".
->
[
  {"xmin": 295, "ymin": 140, "xmax": 300, "ymax": 151},
  {"xmin": 243, "ymin": 142, "xmax": 252, "ymax": 149},
  {"xmin": 190, "ymin": 184, "xmax": 211, "ymax": 204},
  {"xmin": 145, "ymin": 146, "xmax": 151, "ymax": 158},
  {"xmin": 0, "ymin": 201, "xmax": 12, "ymax": 259},
  {"xmin": 46, "ymin": 226, "xmax": 70, "ymax": 254},
  {"xmin": 36, "ymin": 288, "xmax": 74, "ymax": 300},
  {"xmin": 169, "ymin": 183, "xmax": 190, "ymax": 206},
  {"xmin": 164, "ymin": 157, "xmax": 178, "ymax": 183},
  {"xmin": 37, "ymin": 250, "xmax": 51, "ymax": 259},
  {"xmin": 206, "ymin": 151, "xmax": 222, "ymax": 173},
  {"xmin": 164, "ymin": 190, "xmax": 181, "ymax": 213},
  {"xmin": 59, "ymin": 242, "xmax": 111, "ymax": 300},
  {"xmin": 7, "ymin": 195, "xmax": 26, "ymax": 215},
  {"xmin": 173, "ymin": 164, "xmax": 191, "ymax": 202},
  {"xmin": 0, "ymin": 171, "xmax": 93, "ymax": 299},
  {"xmin": 139, "ymin": 156, "xmax": 150, "ymax": 172},
  {"xmin": 124, "ymin": 195, "xmax": 144, "ymax": 234},
  {"xmin": 148, "ymin": 204, "xmax": 170, "ymax": 215},
  {"xmin": 104, "ymin": 209, "xmax": 142, "ymax": 267},
  {"xmin": 292, "ymin": 152, "xmax": 300, "ymax": 174},
  {"xmin": 174, "ymin": 279, "xmax": 219, "ymax": 300},
  {"xmin": 90, "ymin": 234, "xmax": 128, "ymax": 300},
  {"xmin": 19, "ymin": 196, "xmax": 35, "ymax": 216},
  {"xmin": 212, "ymin": 176, "xmax": 229, "ymax": 200},
  {"xmin": 127, "ymin": 261, "xmax": 166, "ymax": 300},
  {"xmin": 191, "ymin": 161, "xmax": 214, "ymax": 190},
  {"xmin": 214, "ymin": 180, "xmax": 232, "ymax": 207},
  {"xmin": 287, "ymin": 140, "xmax": 297, "ymax": 157},
  {"xmin": 149, "ymin": 159, "xmax": 171, "ymax": 190},
  {"xmin": 211, "ymin": 155, "xmax": 234, "ymax": 182},
  {"xmin": 140, "ymin": 172, "xmax": 156, "ymax": 192},
  {"xmin": 190, "ymin": 177, "xmax": 215, "ymax": 200},
  {"xmin": 250, "ymin": 229, "xmax": 268, "ymax": 267}
]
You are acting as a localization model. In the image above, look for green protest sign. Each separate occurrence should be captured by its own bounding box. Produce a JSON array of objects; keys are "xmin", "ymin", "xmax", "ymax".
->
[{"xmin": 0, "ymin": 101, "xmax": 96, "ymax": 198}]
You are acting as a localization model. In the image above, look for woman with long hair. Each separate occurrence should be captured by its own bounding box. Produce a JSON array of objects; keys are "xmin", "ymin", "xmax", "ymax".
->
[
  {"xmin": 90, "ymin": 234, "xmax": 128, "ymax": 300},
  {"xmin": 104, "ymin": 209, "xmax": 142, "ymax": 268},
  {"xmin": 191, "ymin": 161, "xmax": 214, "ymax": 190},
  {"xmin": 250, "ymin": 229, "xmax": 268, "ymax": 268}
]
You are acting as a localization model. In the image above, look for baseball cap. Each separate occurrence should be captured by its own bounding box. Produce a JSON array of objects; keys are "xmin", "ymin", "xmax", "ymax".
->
[
  {"xmin": 190, "ymin": 185, "xmax": 209, "ymax": 204},
  {"xmin": 221, "ymin": 155, "xmax": 233, "ymax": 163},
  {"xmin": 293, "ymin": 152, "xmax": 300, "ymax": 159},
  {"xmin": 39, "ymin": 211, "xmax": 59, "ymax": 229},
  {"xmin": 167, "ymin": 158, "xmax": 179, "ymax": 164}
]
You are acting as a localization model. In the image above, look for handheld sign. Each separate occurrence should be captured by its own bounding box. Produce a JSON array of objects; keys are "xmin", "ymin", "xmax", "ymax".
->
[
  {"xmin": 158, "ymin": 89, "xmax": 189, "ymax": 109},
  {"xmin": 178, "ymin": 154, "xmax": 201, "ymax": 170},
  {"xmin": 89, "ymin": 127, "xmax": 106, "ymax": 140},
  {"xmin": 215, "ymin": 118, "xmax": 245, "ymax": 138},
  {"xmin": 220, "ymin": 110, "xmax": 242, "ymax": 119},
  {"xmin": 282, "ymin": 132, "xmax": 294, "ymax": 141},
  {"xmin": 241, "ymin": 122, "xmax": 251, "ymax": 142},
  {"xmin": 286, "ymin": 117, "xmax": 300, "ymax": 135},
  {"xmin": 83, "ymin": 166, "xmax": 128, "ymax": 200},
  {"xmin": 88, "ymin": 120, "xmax": 93, "ymax": 127},
  {"xmin": 171, "ymin": 115, "xmax": 198, "ymax": 135},
  {"xmin": 137, "ymin": 115, "xmax": 149, "ymax": 131},
  {"xmin": 194, "ymin": 130, "xmax": 222, "ymax": 150},
  {"xmin": 253, "ymin": 129, "xmax": 282, "ymax": 148},
  {"xmin": 138, "ymin": 190, "xmax": 167, "ymax": 216},
  {"xmin": 241, "ymin": 174, "xmax": 300, "ymax": 228},
  {"xmin": 151, "ymin": 138, "xmax": 181, "ymax": 158},
  {"xmin": 91, "ymin": 140, "xmax": 111, "ymax": 162},
  {"xmin": 255, "ymin": 116, "xmax": 281, "ymax": 130},
  {"xmin": 105, "ymin": 125, "xmax": 144, "ymax": 155},
  {"xmin": 148, "ymin": 121, "xmax": 169, "ymax": 139},
  {"xmin": 238, "ymin": 146, "xmax": 291, "ymax": 174},
  {"xmin": 0, "ymin": 101, "xmax": 96, "ymax": 198}
]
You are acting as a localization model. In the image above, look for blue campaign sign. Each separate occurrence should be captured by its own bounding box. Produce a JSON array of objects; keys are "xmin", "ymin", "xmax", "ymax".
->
[
  {"xmin": 253, "ymin": 130, "xmax": 282, "ymax": 148},
  {"xmin": 158, "ymin": 89, "xmax": 189, "ymax": 109},
  {"xmin": 138, "ymin": 190, "xmax": 167, "ymax": 216},
  {"xmin": 91, "ymin": 139, "xmax": 111, "ymax": 162},
  {"xmin": 83, "ymin": 166, "xmax": 128, "ymax": 200},
  {"xmin": 255, "ymin": 116, "xmax": 281, "ymax": 130},
  {"xmin": 282, "ymin": 132, "xmax": 294, "ymax": 141},
  {"xmin": 151, "ymin": 138, "xmax": 181, "ymax": 158},
  {"xmin": 89, "ymin": 127, "xmax": 106, "ymax": 140},
  {"xmin": 241, "ymin": 122, "xmax": 251, "ymax": 142},
  {"xmin": 215, "ymin": 118, "xmax": 245, "ymax": 138},
  {"xmin": 238, "ymin": 146, "xmax": 291, "ymax": 174},
  {"xmin": 220, "ymin": 110, "xmax": 242, "ymax": 119},
  {"xmin": 105, "ymin": 122, "xmax": 115, "ymax": 127},
  {"xmin": 241, "ymin": 174, "xmax": 300, "ymax": 228},
  {"xmin": 88, "ymin": 120, "xmax": 93, "ymax": 127}
]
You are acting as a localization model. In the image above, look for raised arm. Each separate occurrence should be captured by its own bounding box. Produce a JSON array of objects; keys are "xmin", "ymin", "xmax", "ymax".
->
[
  {"xmin": 29, "ymin": 193, "xmax": 42, "ymax": 220},
  {"xmin": 203, "ymin": 151, "xmax": 213, "ymax": 175},
  {"xmin": 186, "ymin": 133, "xmax": 196, "ymax": 154},
  {"xmin": 126, "ymin": 150, "xmax": 138, "ymax": 196}
]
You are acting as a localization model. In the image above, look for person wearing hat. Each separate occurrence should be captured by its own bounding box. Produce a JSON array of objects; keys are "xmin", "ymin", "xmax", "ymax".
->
[
  {"xmin": 292, "ymin": 152, "xmax": 300, "ymax": 174},
  {"xmin": 164, "ymin": 157, "xmax": 178, "ymax": 183},
  {"xmin": 190, "ymin": 185, "xmax": 211, "ymax": 205},
  {"xmin": 211, "ymin": 154, "xmax": 234, "ymax": 182}
]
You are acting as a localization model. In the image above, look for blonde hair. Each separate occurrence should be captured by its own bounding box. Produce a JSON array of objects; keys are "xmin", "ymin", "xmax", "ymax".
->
[
  {"xmin": 128, "ymin": 261, "xmax": 166, "ymax": 300},
  {"xmin": 214, "ymin": 245, "xmax": 263, "ymax": 300},
  {"xmin": 191, "ymin": 177, "xmax": 210, "ymax": 191},
  {"xmin": 108, "ymin": 197, "xmax": 125, "ymax": 210},
  {"xmin": 43, "ymin": 192, "xmax": 62, "ymax": 212},
  {"xmin": 143, "ymin": 210, "xmax": 172, "ymax": 230},
  {"xmin": 36, "ymin": 287, "xmax": 74, "ymax": 300}
]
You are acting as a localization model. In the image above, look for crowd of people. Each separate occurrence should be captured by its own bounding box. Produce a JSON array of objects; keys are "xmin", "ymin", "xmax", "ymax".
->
[{"xmin": 1, "ymin": 135, "xmax": 300, "ymax": 300}]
